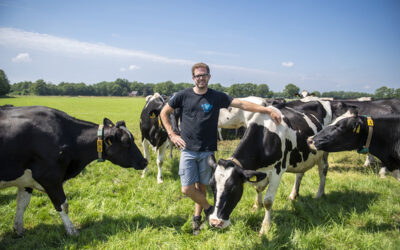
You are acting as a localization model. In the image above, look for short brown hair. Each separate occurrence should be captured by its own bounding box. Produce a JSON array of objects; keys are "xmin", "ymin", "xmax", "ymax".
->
[{"xmin": 191, "ymin": 62, "xmax": 210, "ymax": 76}]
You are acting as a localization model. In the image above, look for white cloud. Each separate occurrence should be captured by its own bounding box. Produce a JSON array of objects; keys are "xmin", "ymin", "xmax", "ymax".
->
[
  {"xmin": 197, "ymin": 50, "xmax": 239, "ymax": 57},
  {"xmin": 0, "ymin": 27, "xmax": 277, "ymax": 76},
  {"xmin": 282, "ymin": 61, "xmax": 294, "ymax": 67},
  {"xmin": 128, "ymin": 65, "xmax": 140, "ymax": 70},
  {"xmin": 12, "ymin": 52, "xmax": 32, "ymax": 62},
  {"xmin": 120, "ymin": 65, "xmax": 140, "ymax": 72}
]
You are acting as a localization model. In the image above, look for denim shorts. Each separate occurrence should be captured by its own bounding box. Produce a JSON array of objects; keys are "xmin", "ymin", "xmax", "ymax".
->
[{"xmin": 179, "ymin": 149, "xmax": 214, "ymax": 186}]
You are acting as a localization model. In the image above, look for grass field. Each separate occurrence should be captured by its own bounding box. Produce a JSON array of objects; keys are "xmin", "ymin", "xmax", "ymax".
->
[{"xmin": 0, "ymin": 96, "xmax": 399, "ymax": 250}]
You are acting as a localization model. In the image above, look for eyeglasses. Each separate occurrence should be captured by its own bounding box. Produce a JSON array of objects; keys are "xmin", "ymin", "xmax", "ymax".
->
[{"xmin": 193, "ymin": 73, "xmax": 210, "ymax": 79}]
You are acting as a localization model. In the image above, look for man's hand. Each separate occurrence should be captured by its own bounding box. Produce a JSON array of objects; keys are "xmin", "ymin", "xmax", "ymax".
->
[
  {"xmin": 169, "ymin": 133, "xmax": 186, "ymax": 149},
  {"xmin": 269, "ymin": 110, "xmax": 281, "ymax": 125}
]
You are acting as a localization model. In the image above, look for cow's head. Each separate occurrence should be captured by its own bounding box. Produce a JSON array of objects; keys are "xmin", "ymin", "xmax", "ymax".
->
[
  {"xmin": 207, "ymin": 155, "xmax": 267, "ymax": 229},
  {"xmin": 308, "ymin": 113, "xmax": 366, "ymax": 153},
  {"xmin": 145, "ymin": 94, "xmax": 181, "ymax": 135},
  {"xmin": 103, "ymin": 118, "xmax": 148, "ymax": 169}
]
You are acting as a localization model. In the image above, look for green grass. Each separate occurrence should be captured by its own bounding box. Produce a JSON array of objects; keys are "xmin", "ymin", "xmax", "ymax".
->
[{"xmin": 1, "ymin": 96, "xmax": 399, "ymax": 249}]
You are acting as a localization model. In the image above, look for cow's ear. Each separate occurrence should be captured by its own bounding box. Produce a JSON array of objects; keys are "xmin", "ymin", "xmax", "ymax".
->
[
  {"xmin": 242, "ymin": 170, "xmax": 267, "ymax": 183},
  {"xmin": 103, "ymin": 118, "xmax": 115, "ymax": 127},
  {"xmin": 207, "ymin": 154, "xmax": 217, "ymax": 170},
  {"xmin": 116, "ymin": 121, "xmax": 126, "ymax": 128}
]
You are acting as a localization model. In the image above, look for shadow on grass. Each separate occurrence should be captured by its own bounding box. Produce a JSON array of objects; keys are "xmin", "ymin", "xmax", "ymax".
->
[
  {"xmin": 0, "ymin": 213, "xmax": 188, "ymax": 249},
  {"xmin": 165, "ymin": 157, "xmax": 180, "ymax": 181},
  {"xmin": 242, "ymin": 190, "xmax": 381, "ymax": 248},
  {"xmin": 329, "ymin": 163, "xmax": 383, "ymax": 175},
  {"xmin": 0, "ymin": 193, "xmax": 16, "ymax": 205}
]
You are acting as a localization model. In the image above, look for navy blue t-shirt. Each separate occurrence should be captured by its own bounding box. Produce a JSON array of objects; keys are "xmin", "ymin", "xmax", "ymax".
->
[{"xmin": 168, "ymin": 88, "xmax": 233, "ymax": 152}]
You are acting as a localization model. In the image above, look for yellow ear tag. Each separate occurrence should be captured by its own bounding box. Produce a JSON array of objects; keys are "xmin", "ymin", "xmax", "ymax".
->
[
  {"xmin": 353, "ymin": 127, "xmax": 356, "ymax": 133},
  {"xmin": 249, "ymin": 176, "xmax": 257, "ymax": 182},
  {"xmin": 150, "ymin": 113, "xmax": 156, "ymax": 119},
  {"xmin": 356, "ymin": 125, "xmax": 360, "ymax": 134},
  {"xmin": 107, "ymin": 139, "xmax": 112, "ymax": 145},
  {"xmin": 367, "ymin": 118, "xmax": 374, "ymax": 126}
]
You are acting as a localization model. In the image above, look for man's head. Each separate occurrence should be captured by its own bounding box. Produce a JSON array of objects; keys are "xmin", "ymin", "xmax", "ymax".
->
[{"xmin": 192, "ymin": 62, "xmax": 211, "ymax": 91}]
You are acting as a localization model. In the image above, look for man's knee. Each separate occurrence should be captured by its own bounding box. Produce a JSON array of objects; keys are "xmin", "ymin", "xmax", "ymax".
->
[{"xmin": 181, "ymin": 185, "xmax": 195, "ymax": 196}]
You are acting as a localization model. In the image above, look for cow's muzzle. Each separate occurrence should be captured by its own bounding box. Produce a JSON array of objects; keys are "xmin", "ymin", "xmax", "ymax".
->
[
  {"xmin": 136, "ymin": 159, "xmax": 148, "ymax": 170},
  {"xmin": 209, "ymin": 217, "xmax": 230, "ymax": 229},
  {"xmin": 307, "ymin": 136, "xmax": 317, "ymax": 152}
]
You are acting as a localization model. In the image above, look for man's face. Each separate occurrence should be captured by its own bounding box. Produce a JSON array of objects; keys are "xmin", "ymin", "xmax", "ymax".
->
[{"xmin": 192, "ymin": 67, "xmax": 210, "ymax": 90}]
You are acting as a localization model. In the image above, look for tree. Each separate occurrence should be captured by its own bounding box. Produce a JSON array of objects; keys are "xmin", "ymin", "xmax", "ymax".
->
[
  {"xmin": 255, "ymin": 84, "xmax": 270, "ymax": 97},
  {"xmin": 283, "ymin": 83, "xmax": 300, "ymax": 98},
  {"xmin": 154, "ymin": 81, "xmax": 175, "ymax": 95},
  {"xmin": 0, "ymin": 69, "xmax": 11, "ymax": 96},
  {"xmin": 241, "ymin": 83, "xmax": 257, "ymax": 97},
  {"xmin": 209, "ymin": 83, "xmax": 226, "ymax": 92},
  {"xmin": 228, "ymin": 83, "xmax": 243, "ymax": 97},
  {"xmin": 375, "ymin": 86, "xmax": 395, "ymax": 98},
  {"xmin": 31, "ymin": 79, "xmax": 48, "ymax": 95}
]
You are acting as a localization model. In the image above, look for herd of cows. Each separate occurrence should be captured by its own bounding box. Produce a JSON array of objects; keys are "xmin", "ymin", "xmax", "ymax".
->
[{"xmin": 0, "ymin": 94, "xmax": 399, "ymax": 236}]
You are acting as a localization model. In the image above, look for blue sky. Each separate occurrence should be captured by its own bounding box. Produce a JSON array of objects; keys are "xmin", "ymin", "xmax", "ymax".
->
[{"xmin": 0, "ymin": 0, "xmax": 399, "ymax": 93}]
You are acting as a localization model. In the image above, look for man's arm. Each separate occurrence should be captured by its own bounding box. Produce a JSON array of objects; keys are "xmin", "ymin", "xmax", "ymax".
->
[
  {"xmin": 160, "ymin": 104, "xmax": 186, "ymax": 149},
  {"xmin": 230, "ymin": 98, "xmax": 282, "ymax": 125}
]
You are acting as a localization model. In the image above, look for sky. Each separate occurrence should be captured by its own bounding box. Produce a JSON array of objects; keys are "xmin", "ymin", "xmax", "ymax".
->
[{"xmin": 0, "ymin": 0, "xmax": 399, "ymax": 93}]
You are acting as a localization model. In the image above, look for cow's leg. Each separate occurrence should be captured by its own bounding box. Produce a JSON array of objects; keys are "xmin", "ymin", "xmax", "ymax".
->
[
  {"xmin": 260, "ymin": 173, "xmax": 283, "ymax": 235},
  {"xmin": 13, "ymin": 187, "xmax": 32, "ymax": 236},
  {"xmin": 315, "ymin": 152, "xmax": 329, "ymax": 198},
  {"xmin": 390, "ymin": 169, "xmax": 400, "ymax": 181},
  {"xmin": 252, "ymin": 190, "xmax": 263, "ymax": 212},
  {"xmin": 363, "ymin": 154, "xmax": 375, "ymax": 167},
  {"xmin": 289, "ymin": 173, "xmax": 303, "ymax": 200},
  {"xmin": 141, "ymin": 139, "xmax": 151, "ymax": 178},
  {"xmin": 37, "ymin": 176, "xmax": 79, "ymax": 236},
  {"xmin": 252, "ymin": 182, "xmax": 268, "ymax": 212},
  {"xmin": 156, "ymin": 140, "xmax": 169, "ymax": 184},
  {"xmin": 168, "ymin": 139, "xmax": 173, "ymax": 158},
  {"xmin": 58, "ymin": 200, "xmax": 78, "ymax": 236},
  {"xmin": 218, "ymin": 128, "xmax": 223, "ymax": 141},
  {"xmin": 379, "ymin": 165, "xmax": 387, "ymax": 179}
]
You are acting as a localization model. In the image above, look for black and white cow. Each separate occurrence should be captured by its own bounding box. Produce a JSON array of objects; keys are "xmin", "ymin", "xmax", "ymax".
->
[
  {"xmin": 0, "ymin": 105, "xmax": 147, "ymax": 236},
  {"xmin": 308, "ymin": 112, "xmax": 400, "ymax": 181},
  {"xmin": 330, "ymin": 98, "xmax": 400, "ymax": 175},
  {"xmin": 218, "ymin": 97, "xmax": 286, "ymax": 140},
  {"xmin": 207, "ymin": 99, "xmax": 333, "ymax": 235},
  {"xmin": 217, "ymin": 96, "xmax": 267, "ymax": 141},
  {"xmin": 139, "ymin": 93, "xmax": 180, "ymax": 183}
]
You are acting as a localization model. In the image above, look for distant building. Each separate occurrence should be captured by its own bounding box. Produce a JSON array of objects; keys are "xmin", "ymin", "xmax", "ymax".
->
[{"xmin": 128, "ymin": 91, "xmax": 138, "ymax": 97}]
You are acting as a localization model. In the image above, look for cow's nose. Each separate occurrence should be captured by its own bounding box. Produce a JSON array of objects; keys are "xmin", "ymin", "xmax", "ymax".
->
[
  {"xmin": 210, "ymin": 218, "xmax": 224, "ymax": 228},
  {"xmin": 142, "ymin": 159, "xmax": 148, "ymax": 167},
  {"xmin": 138, "ymin": 159, "xmax": 148, "ymax": 169}
]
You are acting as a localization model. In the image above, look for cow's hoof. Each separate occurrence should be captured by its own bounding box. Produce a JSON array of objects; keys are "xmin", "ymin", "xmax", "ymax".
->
[
  {"xmin": 289, "ymin": 194, "xmax": 297, "ymax": 201},
  {"xmin": 67, "ymin": 228, "xmax": 79, "ymax": 236},
  {"xmin": 13, "ymin": 227, "xmax": 25, "ymax": 237},
  {"xmin": 157, "ymin": 178, "xmax": 163, "ymax": 184},
  {"xmin": 251, "ymin": 205, "xmax": 260, "ymax": 213}
]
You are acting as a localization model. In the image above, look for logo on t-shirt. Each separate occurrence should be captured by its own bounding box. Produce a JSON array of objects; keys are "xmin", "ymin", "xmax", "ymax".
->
[{"xmin": 201, "ymin": 103, "xmax": 213, "ymax": 113}]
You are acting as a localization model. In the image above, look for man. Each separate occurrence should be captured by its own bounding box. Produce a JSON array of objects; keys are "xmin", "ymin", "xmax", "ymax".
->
[{"xmin": 160, "ymin": 62, "xmax": 281, "ymax": 234}]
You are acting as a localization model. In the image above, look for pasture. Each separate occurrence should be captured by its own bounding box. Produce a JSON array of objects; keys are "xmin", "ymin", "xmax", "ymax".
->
[{"xmin": 0, "ymin": 96, "xmax": 399, "ymax": 249}]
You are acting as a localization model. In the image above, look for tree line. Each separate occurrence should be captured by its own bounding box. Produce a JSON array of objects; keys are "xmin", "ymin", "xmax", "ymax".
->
[{"xmin": 1, "ymin": 69, "xmax": 399, "ymax": 99}]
